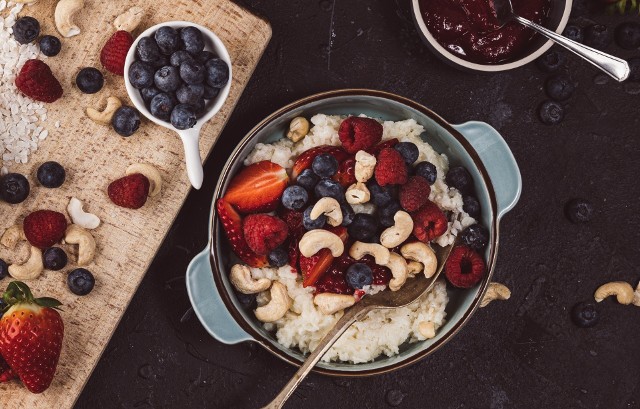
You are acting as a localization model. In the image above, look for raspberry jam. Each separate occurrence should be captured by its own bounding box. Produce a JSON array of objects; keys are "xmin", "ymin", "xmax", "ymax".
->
[{"xmin": 419, "ymin": 0, "xmax": 551, "ymax": 64}]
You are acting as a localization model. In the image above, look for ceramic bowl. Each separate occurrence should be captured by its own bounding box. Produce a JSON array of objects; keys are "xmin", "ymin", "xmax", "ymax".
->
[
  {"xmin": 124, "ymin": 21, "xmax": 232, "ymax": 190},
  {"xmin": 410, "ymin": 0, "xmax": 572, "ymax": 72},
  {"xmin": 186, "ymin": 89, "xmax": 522, "ymax": 376}
]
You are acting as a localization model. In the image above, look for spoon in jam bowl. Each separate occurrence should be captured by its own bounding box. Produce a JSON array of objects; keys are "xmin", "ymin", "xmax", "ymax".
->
[
  {"xmin": 491, "ymin": 0, "xmax": 629, "ymax": 81},
  {"xmin": 261, "ymin": 242, "xmax": 456, "ymax": 409}
]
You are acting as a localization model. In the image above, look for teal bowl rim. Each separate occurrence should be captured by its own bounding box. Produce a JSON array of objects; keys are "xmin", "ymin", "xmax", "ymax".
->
[{"xmin": 209, "ymin": 89, "xmax": 499, "ymax": 377}]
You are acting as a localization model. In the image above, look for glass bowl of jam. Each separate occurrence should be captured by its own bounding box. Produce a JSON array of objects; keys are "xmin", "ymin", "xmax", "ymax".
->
[{"xmin": 411, "ymin": 0, "xmax": 572, "ymax": 71}]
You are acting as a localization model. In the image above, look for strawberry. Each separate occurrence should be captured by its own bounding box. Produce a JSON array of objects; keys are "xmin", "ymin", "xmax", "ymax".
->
[
  {"xmin": 399, "ymin": 175, "xmax": 431, "ymax": 212},
  {"xmin": 338, "ymin": 117, "xmax": 383, "ymax": 154},
  {"xmin": 100, "ymin": 30, "xmax": 134, "ymax": 76},
  {"xmin": 242, "ymin": 214, "xmax": 289, "ymax": 255},
  {"xmin": 291, "ymin": 146, "xmax": 349, "ymax": 179},
  {"xmin": 412, "ymin": 201, "xmax": 448, "ymax": 242},
  {"xmin": 0, "ymin": 281, "xmax": 63, "ymax": 394},
  {"xmin": 333, "ymin": 157, "xmax": 356, "ymax": 188},
  {"xmin": 216, "ymin": 199, "xmax": 268, "ymax": 267},
  {"xmin": 300, "ymin": 226, "xmax": 348, "ymax": 287},
  {"xmin": 224, "ymin": 161, "xmax": 289, "ymax": 213},
  {"xmin": 360, "ymin": 254, "xmax": 392, "ymax": 285},
  {"xmin": 23, "ymin": 210, "xmax": 67, "ymax": 248},
  {"xmin": 108, "ymin": 173, "xmax": 150, "ymax": 209},
  {"xmin": 0, "ymin": 355, "xmax": 15, "ymax": 383},
  {"xmin": 445, "ymin": 245, "xmax": 486, "ymax": 288},
  {"xmin": 365, "ymin": 138, "xmax": 399, "ymax": 156},
  {"xmin": 374, "ymin": 147, "xmax": 408, "ymax": 186},
  {"xmin": 15, "ymin": 59, "xmax": 63, "ymax": 103}
]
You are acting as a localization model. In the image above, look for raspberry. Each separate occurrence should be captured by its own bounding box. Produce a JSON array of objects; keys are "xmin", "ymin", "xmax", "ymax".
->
[
  {"xmin": 108, "ymin": 173, "xmax": 150, "ymax": 209},
  {"xmin": 101, "ymin": 30, "xmax": 134, "ymax": 76},
  {"xmin": 15, "ymin": 59, "xmax": 63, "ymax": 103},
  {"xmin": 365, "ymin": 138, "xmax": 398, "ymax": 156},
  {"xmin": 411, "ymin": 201, "xmax": 448, "ymax": 242},
  {"xmin": 399, "ymin": 176, "xmax": 431, "ymax": 212},
  {"xmin": 23, "ymin": 210, "xmax": 68, "ymax": 248},
  {"xmin": 242, "ymin": 214, "xmax": 288, "ymax": 255},
  {"xmin": 444, "ymin": 245, "xmax": 486, "ymax": 288},
  {"xmin": 374, "ymin": 148, "xmax": 408, "ymax": 186},
  {"xmin": 338, "ymin": 117, "xmax": 383, "ymax": 154}
]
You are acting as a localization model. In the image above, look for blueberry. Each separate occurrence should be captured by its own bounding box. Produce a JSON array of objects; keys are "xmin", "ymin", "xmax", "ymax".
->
[
  {"xmin": 446, "ymin": 166, "xmax": 473, "ymax": 194},
  {"xmin": 535, "ymin": 50, "xmax": 567, "ymax": 73},
  {"xmin": 203, "ymin": 85, "xmax": 220, "ymax": 100},
  {"xmin": 563, "ymin": 25, "xmax": 583, "ymax": 43},
  {"xmin": 76, "ymin": 67, "xmax": 104, "ymax": 94},
  {"xmin": 341, "ymin": 203, "xmax": 355, "ymax": 226},
  {"xmin": 170, "ymin": 104, "xmax": 197, "ymax": 130},
  {"xmin": 193, "ymin": 98, "xmax": 206, "ymax": 117},
  {"xmin": 43, "ymin": 247, "xmax": 68, "ymax": 270},
  {"xmin": 414, "ymin": 161, "xmax": 437, "ymax": 185},
  {"xmin": 179, "ymin": 60, "xmax": 205, "ymax": 85},
  {"xmin": 152, "ymin": 54, "xmax": 170, "ymax": 69},
  {"xmin": 0, "ymin": 173, "xmax": 30, "ymax": 204},
  {"xmin": 205, "ymin": 58, "xmax": 230, "ymax": 88},
  {"xmin": 460, "ymin": 225, "xmax": 489, "ymax": 251},
  {"xmin": 67, "ymin": 268, "xmax": 95, "ymax": 296},
  {"xmin": 545, "ymin": 74, "xmax": 575, "ymax": 101},
  {"xmin": 39, "ymin": 35, "xmax": 61, "ymax": 57},
  {"xmin": 394, "ymin": 142, "xmax": 419, "ymax": 165},
  {"xmin": 140, "ymin": 86, "xmax": 161, "ymax": 105},
  {"xmin": 155, "ymin": 26, "xmax": 179, "ymax": 55},
  {"xmin": 571, "ymin": 302, "xmax": 599, "ymax": 328},
  {"xmin": 314, "ymin": 178, "xmax": 344, "ymax": 202},
  {"xmin": 236, "ymin": 292, "xmax": 257, "ymax": 309},
  {"xmin": 584, "ymin": 24, "xmax": 611, "ymax": 50},
  {"xmin": 268, "ymin": 247, "xmax": 289, "ymax": 267},
  {"xmin": 378, "ymin": 200, "xmax": 401, "ymax": 226},
  {"xmin": 150, "ymin": 92, "xmax": 176, "ymax": 121},
  {"xmin": 180, "ymin": 26, "xmax": 205, "ymax": 55},
  {"xmin": 629, "ymin": 57, "xmax": 640, "ymax": 82},
  {"xmin": 367, "ymin": 180, "xmax": 393, "ymax": 207},
  {"xmin": 296, "ymin": 168, "xmax": 319, "ymax": 192},
  {"xmin": 282, "ymin": 185, "xmax": 309, "ymax": 210},
  {"xmin": 312, "ymin": 153, "xmax": 338, "ymax": 177},
  {"xmin": 128, "ymin": 61, "xmax": 155, "ymax": 89},
  {"xmin": 538, "ymin": 100, "xmax": 564, "ymax": 125},
  {"xmin": 37, "ymin": 161, "xmax": 65, "ymax": 188},
  {"xmin": 347, "ymin": 213, "xmax": 378, "ymax": 242},
  {"xmin": 170, "ymin": 50, "xmax": 195, "ymax": 67},
  {"xmin": 154, "ymin": 66, "xmax": 181, "ymax": 93},
  {"xmin": 346, "ymin": 263, "xmax": 373, "ymax": 289},
  {"xmin": 112, "ymin": 106, "xmax": 141, "ymax": 137},
  {"xmin": 196, "ymin": 51, "xmax": 216, "ymax": 63},
  {"xmin": 303, "ymin": 205, "xmax": 326, "ymax": 230},
  {"xmin": 176, "ymin": 84, "xmax": 204, "ymax": 105},
  {"xmin": 463, "ymin": 195, "xmax": 481, "ymax": 219},
  {"xmin": 0, "ymin": 259, "xmax": 8, "ymax": 280},
  {"xmin": 13, "ymin": 16, "xmax": 40, "ymax": 44},
  {"xmin": 564, "ymin": 198, "xmax": 593, "ymax": 223},
  {"xmin": 136, "ymin": 36, "xmax": 162, "ymax": 65},
  {"xmin": 615, "ymin": 22, "xmax": 640, "ymax": 50}
]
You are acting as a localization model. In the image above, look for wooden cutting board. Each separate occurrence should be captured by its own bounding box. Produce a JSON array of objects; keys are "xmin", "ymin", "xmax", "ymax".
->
[{"xmin": 0, "ymin": 0, "xmax": 270, "ymax": 407}]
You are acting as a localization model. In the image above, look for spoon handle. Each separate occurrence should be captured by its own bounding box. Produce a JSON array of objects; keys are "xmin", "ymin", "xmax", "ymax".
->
[
  {"xmin": 514, "ymin": 15, "xmax": 630, "ymax": 82},
  {"xmin": 261, "ymin": 303, "xmax": 372, "ymax": 409}
]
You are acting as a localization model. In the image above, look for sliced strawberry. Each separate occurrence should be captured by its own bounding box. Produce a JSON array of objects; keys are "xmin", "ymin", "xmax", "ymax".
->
[
  {"xmin": 291, "ymin": 146, "xmax": 349, "ymax": 179},
  {"xmin": 333, "ymin": 157, "xmax": 356, "ymax": 188},
  {"xmin": 365, "ymin": 138, "xmax": 399, "ymax": 156},
  {"xmin": 314, "ymin": 254, "xmax": 355, "ymax": 295},
  {"xmin": 300, "ymin": 226, "xmax": 348, "ymax": 287},
  {"xmin": 216, "ymin": 199, "xmax": 268, "ymax": 267},
  {"xmin": 224, "ymin": 161, "xmax": 289, "ymax": 213}
]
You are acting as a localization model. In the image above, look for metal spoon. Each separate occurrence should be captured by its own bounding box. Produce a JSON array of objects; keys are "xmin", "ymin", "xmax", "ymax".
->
[
  {"xmin": 492, "ymin": 0, "xmax": 629, "ymax": 81},
  {"xmin": 261, "ymin": 242, "xmax": 456, "ymax": 409}
]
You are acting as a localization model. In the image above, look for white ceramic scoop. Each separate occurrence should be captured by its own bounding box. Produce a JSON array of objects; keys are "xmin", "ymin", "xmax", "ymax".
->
[{"xmin": 124, "ymin": 21, "xmax": 232, "ymax": 189}]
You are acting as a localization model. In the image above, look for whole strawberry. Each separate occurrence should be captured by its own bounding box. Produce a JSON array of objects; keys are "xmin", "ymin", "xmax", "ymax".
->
[
  {"xmin": 108, "ymin": 173, "xmax": 150, "ymax": 209},
  {"xmin": 23, "ymin": 210, "xmax": 68, "ymax": 248},
  {"xmin": 0, "ymin": 281, "xmax": 63, "ymax": 393},
  {"xmin": 15, "ymin": 59, "xmax": 63, "ymax": 103},
  {"xmin": 101, "ymin": 30, "xmax": 134, "ymax": 76}
]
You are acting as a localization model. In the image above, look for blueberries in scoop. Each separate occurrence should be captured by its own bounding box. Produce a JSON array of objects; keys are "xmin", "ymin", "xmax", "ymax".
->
[
  {"xmin": 155, "ymin": 26, "xmax": 179, "ymax": 55},
  {"xmin": 170, "ymin": 104, "xmax": 197, "ymax": 130},
  {"xmin": 180, "ymin": 26, "xmax": 205, "ymax": 55}
]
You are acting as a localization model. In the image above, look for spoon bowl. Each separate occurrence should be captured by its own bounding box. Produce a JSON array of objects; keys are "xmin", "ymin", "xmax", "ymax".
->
[{"xmin": 124, "ymin": 21, "xmax": 232, "ymax": 189}]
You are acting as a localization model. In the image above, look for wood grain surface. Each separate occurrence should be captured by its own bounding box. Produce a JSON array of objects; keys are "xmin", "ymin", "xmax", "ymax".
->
[{"xmin": 0, "ymin": 0, "xmax": 270, "ymax": 406}]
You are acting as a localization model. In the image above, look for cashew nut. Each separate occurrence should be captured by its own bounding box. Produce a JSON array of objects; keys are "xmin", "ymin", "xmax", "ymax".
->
[
  {"xmin": 113, "ymin": 6, "xmax": 145, "ymax": 32},
  {"xmin": 229, "ymin": 264, "xmax": 271, "ymax": 294},
  {"xmin": 67, "ymin": 197, "xmax": 101, "ymax": 230},
  {"xmin": 298, "ymin": 229, "xmax": 344, "ymax": 258},
  {"xmin": 349, "ymin": 241, "xmax": 390, "ymax": 265},
  {"xmin": 55, "ymin": 0, "xmax": 85, "ymax": 38},
  {"xmin": 286, "ymin": 117, "xmax": 310, "ymax": 143},
  {"xmin": 594, "ymin": 281, "xmax": 634, "ymax": 305},
  {"xmin": 401, "ymin": 242, "xmax": 437, "ymax": 278},
  {"xmin": 14, "ymin": 0, "xmax": 39, "ymax": 3},
  {"xmin": 126, "ymin": 163, "xmax": 163, "ymax": 197},
  {"xmin": 380, "ymin": 211, "xmax": 414, "ymax": 249},
  {"xmin": 634, "ymin": 282, "xmax": 640, "ymax": 307},
  {"xmin": 310, "ymin": 197, "xmax": 343, "ymax": 227},
  {"xmin": 407, "ymin": 261, "xmax": 422, "ymax": 278},
  {"xmin": 1, "ymin": 225, "xmax": 25, "ymax": 249},
  {"xmin": 385, "ymin": 252, "xmax": 408, "ymax": 291},
  {"xmin": 314, "ymin": 293, "xmax": 356, "ymax": 315},
  {"xmin": 86, "ymin": 96, "xmax": 122, "ymax": 126},
  {"xmin": 355, "ymin": 150, "xmax": 376, "ymax": 182},
  {"xmin": 418, "ymin": 321, "xmax": 436, "ymax": 339},
  {"xmin": 345, "ymin": 182, "xmax": 370, "ymax": 205},
  {"xmin": 64, "ymin": 224, "xmax": 96, "ymax": 266},
  {"xmin": 8, "ymin": 246, "xmax": 43, "ymax": 280},
  {"xmin": 480, "ymin": 282, "xmax": 511, "ymax": 308},
  {"xmin": 254, "ymin": 282, "xmax": 291, "ymax": 323}
]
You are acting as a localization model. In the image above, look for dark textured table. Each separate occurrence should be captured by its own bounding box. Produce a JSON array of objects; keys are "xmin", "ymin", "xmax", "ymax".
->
[{"xmin": 76, "ymin": 1, "xmax": 640, "ymax": 408}]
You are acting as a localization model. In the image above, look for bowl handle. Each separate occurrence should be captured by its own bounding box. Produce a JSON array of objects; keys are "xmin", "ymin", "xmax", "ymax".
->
[
  {"xmin": 186, "ymin": 247, "xmax": 253, "ymax": 344},
  {"xmin": 452, "ymin": 121, "xmax": 522, "ymax": 219},
  {"xmin": 178, "ymin": 127, "xmax": 204, "ymax": 190}
]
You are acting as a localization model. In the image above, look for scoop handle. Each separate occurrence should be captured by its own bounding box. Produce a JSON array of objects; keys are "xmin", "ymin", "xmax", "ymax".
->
[{"xmin": 178, "ymin": 127, "xmax": 204, "ymax": 190}]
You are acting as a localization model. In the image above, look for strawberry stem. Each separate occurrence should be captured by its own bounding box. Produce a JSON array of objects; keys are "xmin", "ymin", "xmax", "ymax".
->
[{"xmin": 1, "ymin": 281, "xmax": 62, "ymax": 313}]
